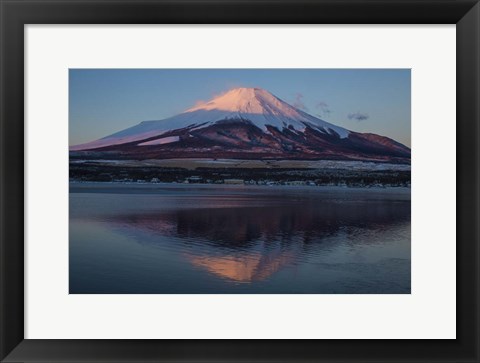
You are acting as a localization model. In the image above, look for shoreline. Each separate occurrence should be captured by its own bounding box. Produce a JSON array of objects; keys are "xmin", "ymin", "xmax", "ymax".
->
[
  {"xmin": 70, "ymin": 159, "xmax": 411, "ymax": 188},
  {"xmin": 69, "ymin": 181, "xmax": 411, "ymax": 194},
  {"xmin": 69, "ymin": 157, "xmax": 411, "ymax": 171}
]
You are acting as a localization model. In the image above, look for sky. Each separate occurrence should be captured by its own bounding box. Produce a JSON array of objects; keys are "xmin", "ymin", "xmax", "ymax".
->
[{"xmin": 69, "ymin": 69, "xmax": 411, "ymax": 147}]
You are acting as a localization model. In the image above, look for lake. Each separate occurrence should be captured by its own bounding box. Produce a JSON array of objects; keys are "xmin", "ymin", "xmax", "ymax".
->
[{"xmin": 69, "ymin": 183, "xmax": 411, "ymax": 294}]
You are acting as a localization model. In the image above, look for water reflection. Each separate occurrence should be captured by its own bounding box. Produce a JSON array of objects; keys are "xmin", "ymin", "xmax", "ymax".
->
[
  {"xmin": 186, "ymin": 253, "xmax": 293, "ymax": 283},
  {"xmin": 107, "ymin": 199, "xmax": 410, "ymax": 283}
]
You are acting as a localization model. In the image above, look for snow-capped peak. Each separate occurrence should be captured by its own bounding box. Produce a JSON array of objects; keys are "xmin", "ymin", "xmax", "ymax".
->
[
  {"xmin": 70, "ymin": 87, "xmax": 350, "ymax": 151},
  {"xmin": 186, "ymin": 87, "xmax": 292, "ymax": 114},
  {"xmin": 184, "ymin": 87, "xmax": 349, "ymax": 137}
]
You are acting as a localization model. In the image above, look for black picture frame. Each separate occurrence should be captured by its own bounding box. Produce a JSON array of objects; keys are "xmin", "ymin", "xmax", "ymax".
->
[{"xmin": 1, "ymin": 0, "xmax": 479, "ymax": 362}]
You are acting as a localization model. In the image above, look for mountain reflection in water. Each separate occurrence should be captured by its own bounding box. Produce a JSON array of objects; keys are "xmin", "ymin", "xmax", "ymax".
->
[
  {"xmin": 69, "ymin": 184, "xmax": 411, "ymax": 293},
  {"xmin": 107, "ymin": 199, "xmax": 410, "ymax": 284}
]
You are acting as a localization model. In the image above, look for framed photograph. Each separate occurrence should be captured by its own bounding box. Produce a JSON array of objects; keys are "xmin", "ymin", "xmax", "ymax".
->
[
  {"xmin": 68, "ymin": 68, "xmax": 412, "ymax": 295},
  {"xmin": 1, "ymin": 0, "xmax": 478, "ymax": 362}
]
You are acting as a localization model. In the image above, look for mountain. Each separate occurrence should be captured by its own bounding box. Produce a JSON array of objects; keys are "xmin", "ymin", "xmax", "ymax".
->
[{"xmin": 70, "ymin": 87, "xmax": 410, "ymax": 163}]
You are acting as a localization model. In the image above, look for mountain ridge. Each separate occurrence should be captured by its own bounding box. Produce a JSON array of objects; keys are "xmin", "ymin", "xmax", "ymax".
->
[{"xmin": 70, "ymin": 87, "xmax": 410, "ymax": 164}]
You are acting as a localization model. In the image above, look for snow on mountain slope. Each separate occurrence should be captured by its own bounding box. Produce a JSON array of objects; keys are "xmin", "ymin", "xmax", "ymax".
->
[
  {"xmin": 70, "ymin": 87, "xmax": 349, "ymax": 151},
  {"xmin": 185, "ymin": 87, "xmax": 349, "ymax": 137},
  {"xmin": 138, "ymin": 136, "xmax": 180, "ymax": 146}
]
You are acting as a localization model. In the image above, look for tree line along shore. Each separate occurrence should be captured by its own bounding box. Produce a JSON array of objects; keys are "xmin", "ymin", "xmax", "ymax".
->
[{"xmin": 69, "ymin": 162, "xmax": 411, "ymax": 188}]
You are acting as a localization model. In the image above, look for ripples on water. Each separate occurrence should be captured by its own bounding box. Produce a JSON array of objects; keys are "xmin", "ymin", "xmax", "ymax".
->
[{"xmin": 69, "ymin": 183, "xmax": 411, "ymax": 294}]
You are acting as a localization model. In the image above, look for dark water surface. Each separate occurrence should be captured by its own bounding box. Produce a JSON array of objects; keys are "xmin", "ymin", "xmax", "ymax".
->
[{"xmin": 69, "ymin": 183, "xmax": 411, "ymax": 294}]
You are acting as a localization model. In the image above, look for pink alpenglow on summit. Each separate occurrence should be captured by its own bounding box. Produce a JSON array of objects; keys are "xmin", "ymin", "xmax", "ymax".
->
[{"xmin": 70, "ymin": 87, "xmax": 410, "ymax": 163}]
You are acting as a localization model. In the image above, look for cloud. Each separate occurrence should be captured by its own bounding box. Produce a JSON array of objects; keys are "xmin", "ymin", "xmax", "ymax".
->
[
  {"xmin": 292, "ymin": 93, "xmax": 308, "ymax": 111},
  {"xmin": 315, "ymin": 101, "xmax": 331, "ymax": 117},
  {"xmin": 347, "ymin": 112, "xmax": 369, "ymax": 121},
  {"xmin": 192, "ymin": 100, "xmax": 206, "ymax": 108}
]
